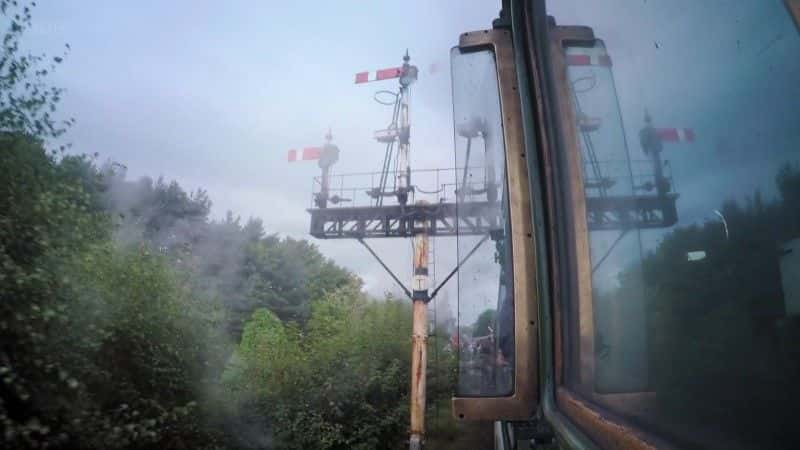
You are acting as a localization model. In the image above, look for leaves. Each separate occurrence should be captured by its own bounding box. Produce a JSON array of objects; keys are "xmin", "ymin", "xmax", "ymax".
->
[
  {"xmin": 230, "ymin": 290, "xmax": 412, "ymax": 449},
  {"xmin": 0, "ymin": 135, "xmax": 232, "ymax": 449},
  {"xmin": 0, "ymin": 5, "xmax": 455, "ymax": 447},
  {"xmin": 604, "ymin": 161, "xmax": 800, "ymax": 445},
  {"xmin": 229, "ymin": 288, "xmax": 457, "ymax": 450},
  {"xmin": 0, "ymin": 1, "xmax": 70, "ymax": 139}
]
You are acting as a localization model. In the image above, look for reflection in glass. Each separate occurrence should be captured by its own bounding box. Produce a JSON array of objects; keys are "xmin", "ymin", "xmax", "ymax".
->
[
  {"xmin": 451, "ymin": 48, "xmax": 514, "ymax": 396},
  {"xmin": 555, "ymin": 1, "xmax": 800, "ymax": 447},
  {"xmin": 566, "ymin": 41, "xmax": 651, "ymax": 394}
]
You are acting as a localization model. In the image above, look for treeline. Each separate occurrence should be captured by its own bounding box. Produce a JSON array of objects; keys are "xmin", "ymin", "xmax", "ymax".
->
[
  {"xmin": 2, "ymin": 134, "xmax": 224, "ymax": 448},
  {"xmin": 1, "ymin": 135, "xmax": 455, "ymax": 450},
  {"xmin": 0, "ymin": 3, "xmax": 455, "ymax": 449},
  {"xmin": 602, "ymin": 161, "xmax": 800, "ymax": 447}
]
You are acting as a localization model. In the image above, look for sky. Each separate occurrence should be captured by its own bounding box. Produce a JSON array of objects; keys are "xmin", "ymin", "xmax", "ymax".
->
[
  {"xmin": 21, "ymin": 1, "xmax": 800, "ymax": 324},
  {"xmin": 25, "ymin": 0, "xmax": 502, "ymax": 316}
]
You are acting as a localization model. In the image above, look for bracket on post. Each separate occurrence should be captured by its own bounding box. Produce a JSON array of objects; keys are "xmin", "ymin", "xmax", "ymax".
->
[{"xmin": 357, "ymin": 237, "xmax": 413, "ymax": 300}]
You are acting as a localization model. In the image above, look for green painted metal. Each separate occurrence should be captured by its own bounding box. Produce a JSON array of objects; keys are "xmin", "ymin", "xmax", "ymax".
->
[{"xmin": 505, "ymin": 0, "xmax": 598, "ymax": 448}]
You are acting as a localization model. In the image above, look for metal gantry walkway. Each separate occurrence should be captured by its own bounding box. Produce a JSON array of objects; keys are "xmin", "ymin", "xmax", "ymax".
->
[{"xmin": 309, "ymin": 200, "xmax": 500, "ymax": 239}]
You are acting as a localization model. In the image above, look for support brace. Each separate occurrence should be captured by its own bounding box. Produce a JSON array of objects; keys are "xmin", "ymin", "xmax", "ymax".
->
[
  {"xmin": 357, "ymin": 238, "xmax": 413, "ymax": 300},
  {"xmin": 428, "ymin": 233, "xmax": 491, "ymax": 302},
  {"xmin": 591, "ymin": 228, "xmax": 629, "ymax": 275},
  {"xmin": 357, "ymin": 231, "xmax": 492, "ymax": 304}
]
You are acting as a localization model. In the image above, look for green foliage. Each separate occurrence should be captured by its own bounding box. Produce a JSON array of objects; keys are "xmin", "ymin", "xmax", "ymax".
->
[
  {"xmin": 97, "ymin": 167, "xmax": 354, "ymax": 341},
  {"xmin": 100, "ymin": 170, "xmax": 212, "ymax": 246},
  {"xmin": 472, "ymin": 308, "xmax": 496, "ymax": 337},
  {"xmin": 0, "ymin": 127, "xmax": 412, "ymax": 450},
  {"xmin": 235, "ymin": 308, "xmax": 297, "ymax": 400},
  {"xmin": 602, "ymin": 161, "xmax": 800, "ymax": 446},
  {"xmin": 0, "ymin": 1, "xmax": 72, "ymax": 139},
  {"xmin": 232, "ymin": 289, "xmax": 420, "ymax": 450},
  {"xmin": 0, "ymin": 135, "xmax": 106, "ymax": 448},
  {"xmin": 0, "ymin": 5, "xmax": 456, "ymax": 448},
  {"xmin": 240, "ymin": 236, "xmax": 355, "ymax": 330},
  {"xmin": 0, "ymin": 134, "xmax": 107, "ymax": 266},
  {"xmin": 0, "ymin": 136, "xmax": 232, "ymax": 448},
  {"xmin": 58, "ymin": 245, "xmax": 230, "ymax": 449}
]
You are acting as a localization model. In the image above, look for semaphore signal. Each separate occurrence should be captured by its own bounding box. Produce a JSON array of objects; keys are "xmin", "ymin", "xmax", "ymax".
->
[{"xmin": 287, "ymin": 129, "xmax": 342, "ymax": 208}]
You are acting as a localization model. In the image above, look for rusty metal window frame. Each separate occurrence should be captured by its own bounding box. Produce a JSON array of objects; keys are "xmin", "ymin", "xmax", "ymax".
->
[
  {"xmin": 451, "ymin": 28, "xmax": 540, "ymax": 421},
  {"xmin": 543, "ymin": 21, "xmax": 668, "ymax": 450},
  {"xmin": 542, "ymin": 3, "xmax": 800, "ymax": 445}
]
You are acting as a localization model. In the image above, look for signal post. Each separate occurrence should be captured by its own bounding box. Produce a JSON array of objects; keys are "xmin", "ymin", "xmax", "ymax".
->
[
  {"xmin": 306, "ymin": 52, "xmax": 498, "ymax": 449},
  {"xmin": 409, "ymin": 202, "xmax": 429, "ymax": 450}
]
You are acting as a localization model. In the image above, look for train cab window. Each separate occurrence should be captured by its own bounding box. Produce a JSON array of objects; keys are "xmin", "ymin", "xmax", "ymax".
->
[
  {"xmin": 452, "ymin": 47, "xmax": 514, "ymax": 397},
  {"xmin": 547, "ymin": 1, "xmax": 800, "ymax": 448},
  {"xmin": 450, "ymin": 29, "xmax": 538, "ymax": 421}
]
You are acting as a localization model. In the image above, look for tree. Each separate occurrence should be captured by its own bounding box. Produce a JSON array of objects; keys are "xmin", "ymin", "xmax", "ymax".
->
[
  {"xmin": 0, "ymin": 135, "xmax": 234, "ymax": 449},
  {"xmin": 231, "ymin": 288, "xmax": 418, "ymax": 450},
  {"xmin": 0, "ymin": 1, "xmax": 72, "ymax": 139},
  {"xmin": 234, "ymin": 236, "xmax": 355, "ymax": 336},
  {"xmin": 0, "ymin": 5, "xmax": 233, "ymax": 446},
  {"xmin": 472, "ymin": 308, "xmax": 497, "ymax": 337},
  {"xmin": 602, "ymin": 161, "xmax": 800, "ymax": 446},
  {"xmin": 1, "ymin": 3, "xmax": 439, "ymax": 447}
]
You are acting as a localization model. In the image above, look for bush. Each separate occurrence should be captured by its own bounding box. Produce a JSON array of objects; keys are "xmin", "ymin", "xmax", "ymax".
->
[
  {"xmin": 0, "ymin": 137, "xmax": 230, "ymax": 449},
  {"xmin": 232, "ymin": 287, "xmax": 416, "ymax": 450}
]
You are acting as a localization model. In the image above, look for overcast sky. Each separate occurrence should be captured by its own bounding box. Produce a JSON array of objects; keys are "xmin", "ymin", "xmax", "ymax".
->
[
  {"xmin": 26, "ymin": 1, "xmax": 503, "ymax": 318},
  {"xmin": 23, "ymin": 1, "xmax": 800, "ymax": 321}
]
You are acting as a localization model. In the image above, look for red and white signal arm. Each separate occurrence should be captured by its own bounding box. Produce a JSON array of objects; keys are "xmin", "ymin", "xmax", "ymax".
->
[
  {"xmin": 578, "ymin": 113, "xmax": 603, "ymax": 132},
  {"xmin": 374, "ymin": 127, "xmax": 400, "ymax": 143},
  {"xmin": 656, "ymin": 128, "xmax": 695, "ymax": 143},
  {"xmin": 354, "ymin": 67, "xmax": 402, "ymax": 84},
  {"xmin": 287, "ymin": 147, "xmax": 322, "ymax": 162},
  {"xmin": 565, "ymin": 46, "xmax": 613, "ymax": 67}
]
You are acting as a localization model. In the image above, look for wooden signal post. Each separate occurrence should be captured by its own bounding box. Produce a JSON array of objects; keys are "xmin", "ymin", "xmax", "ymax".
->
[{"xmin": 409, "ymin": 202, "xmax": 429, "ymax": 450}]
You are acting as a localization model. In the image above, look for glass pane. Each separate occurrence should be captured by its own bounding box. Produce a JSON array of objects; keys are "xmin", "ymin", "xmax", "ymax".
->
[
  {"xmin": 451, "ymin": 48, "xmax": 514, "ymax": 396},
  {"xmin": 552, "ymin": 1, "xmax": 800, "ymax": 447},
  {"xmin": 567, "ymin": 41, "xmax": 651, "ymax": 394}
]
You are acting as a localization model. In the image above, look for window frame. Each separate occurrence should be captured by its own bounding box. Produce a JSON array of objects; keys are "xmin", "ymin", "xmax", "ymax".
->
[
  {"xmin": 450, "ymin": 27, "xmax": 540, "ymax": 421},
  {"xmin": 524, "ymin": 2, "xmax": 668, "ymax": 448},
  {"xmin": 520, "ymin": 0, "xmax": 800, "ymax": 447}
]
